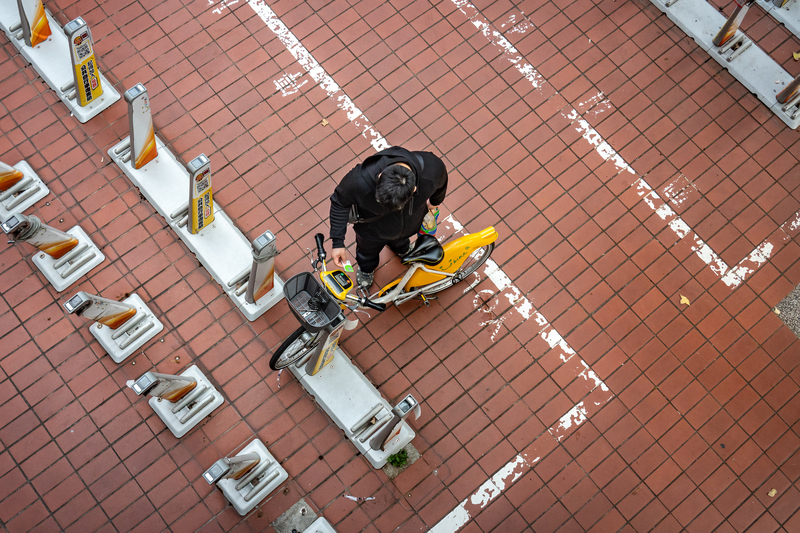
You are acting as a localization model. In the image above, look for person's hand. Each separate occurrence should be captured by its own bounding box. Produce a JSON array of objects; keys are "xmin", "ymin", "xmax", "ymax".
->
[{"xmin": 331, "ymin": 247, "xmax": 347, "ymax": 268}]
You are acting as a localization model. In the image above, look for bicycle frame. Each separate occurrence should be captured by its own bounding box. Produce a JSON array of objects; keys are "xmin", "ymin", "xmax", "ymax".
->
[
  {"xmin": 374, "ymin": 226, "xmax": 497, "ymax": 299},
  {"xmin": 363, "ymin": 262, "xmax": 453, "ymax": 306},
  {"xmin": 338, "ymin": 226, "xmax": 498, "ymax": 308}
]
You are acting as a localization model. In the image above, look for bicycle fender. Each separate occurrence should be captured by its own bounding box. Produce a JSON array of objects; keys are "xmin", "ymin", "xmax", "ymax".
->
[{"xmin": 401, "ymin": 226, "xmax": 498, "ymax": 288}]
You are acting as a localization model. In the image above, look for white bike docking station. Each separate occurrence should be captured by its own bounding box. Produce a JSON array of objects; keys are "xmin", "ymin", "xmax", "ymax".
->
[
  {"xmin": 1, "ymin": 213, "xmax": 104, "ymax": 292},
  {"xmin": 128, "ymin": 365, "xmax": 224, "ymax": 438},
  {"xmin": 649, "ymin": 0, "xmax": 800, "ymax": 128},
  {"xmin": 304, "ymin": 518, "xmax": 337, "ymax": 533},
  {"xmin": 107, "ymin": 84, "xmax": 284, "ymax": 321},
  {"xmin": 63, "ymin": 291, "xmax": 163, "ymax": 363},
  {"xmin": 0, "ymin": 6, "xmax": 119, "ymax": 123},
  {"xmin": 0, "ymin": 161, "xmax": 49, "ymax": 218},
  {"xmin": 289, "ymin": 348, "xmax": 418, "ymax": 469},
  {"xmin": 202, "ymin": 439, "xmax": 288, "ymax": 516}
]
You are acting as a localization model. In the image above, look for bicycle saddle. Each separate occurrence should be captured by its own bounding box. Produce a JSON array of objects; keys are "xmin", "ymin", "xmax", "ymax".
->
[{"xmin": 401, "ymin": 234, "xmax": 444, "ymax": 265}]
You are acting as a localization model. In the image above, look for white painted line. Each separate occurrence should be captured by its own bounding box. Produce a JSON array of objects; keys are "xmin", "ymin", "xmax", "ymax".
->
[
  {"xmin": 452, "ymin": 0, "xmax": 793, "ymax": 290},
  {"xmin": 429, "ymin": 0, "xmax": 796, "ymax": 527},
  {"xmin": 429, "ymin": 455, "xmax": 536, "ymax": 533},
  {"xmin": 246, "ymin": 0, "xmax": 605, "ymax": 442},
  {"xmin": 441, "ymin": 214, "xmax": 604, "ymax": 398},
  {"xmin": 247, "ymin": 0, "xmax": 390, "ymax": 152},
  {"xmin": 550, "ymin": 402, "xmax": 588, "ymax": 442}
]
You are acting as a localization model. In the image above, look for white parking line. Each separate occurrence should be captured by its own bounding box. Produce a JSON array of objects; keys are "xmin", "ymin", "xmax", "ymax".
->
[
  {"xmin": 242, "ymin": 0, "xmax": 797, "ymax": 530},
  {"xmin": 247, "ymin": 0, "xmax": 389, "ymax": 152},
  {"xmin": 428, "ymin": 0, "xmax": 800, "ymax": 528},
  {"xmin": 453, "ymin": 0, "xmax": 797, "ymax": 290},
  {"xmin": 430, "ymin": 455, "xmax": 536, "ymax": 533},
  {"xmin": 242, "ymin": 1, "xmax": 608, "ymax": 531}
]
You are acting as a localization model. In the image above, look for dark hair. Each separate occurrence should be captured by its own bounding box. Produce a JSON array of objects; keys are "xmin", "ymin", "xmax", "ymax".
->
[{"xmin": 375, "ymin": 164, "xmax": 415, "ymax": 210}]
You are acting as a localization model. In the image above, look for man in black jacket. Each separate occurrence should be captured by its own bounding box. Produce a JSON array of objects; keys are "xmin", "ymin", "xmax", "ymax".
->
[{"xmin": 329, "ymin": 146, "xmax": 448, "ymax": 288}]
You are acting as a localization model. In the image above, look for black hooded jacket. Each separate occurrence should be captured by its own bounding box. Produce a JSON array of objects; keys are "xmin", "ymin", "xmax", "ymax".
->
[{"xmin": 329, "ymin": 147, "xmax": 448, "ymax": 248}]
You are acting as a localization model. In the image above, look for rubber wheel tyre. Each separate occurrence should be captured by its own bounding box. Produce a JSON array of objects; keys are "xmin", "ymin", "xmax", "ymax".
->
[
  {"xmin": 270, "ymin": 326, "xmax": 323, "ymax": 370},
  {"xmin": 422, "ymin": 242, "xmax": 494, "ymax": 295}
]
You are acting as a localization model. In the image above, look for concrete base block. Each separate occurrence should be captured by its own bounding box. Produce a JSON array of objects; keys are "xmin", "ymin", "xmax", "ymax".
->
[
  {"xmin": 149, "ymin": 365, "xmax": 224, "ymax": 438},
  {"xmin": 289, "ymin": 347, "xmax": 414, "ymax": 469},
  {"xmin": 31, "ymin": 225, "xmax": 104, "ymax": 292},
  {"xmin": 217, "ymin": 439, "xmax": 288, "ymax": 516},
  {"xmin": 89, "ymin": 294, "xmax": 163, "ymax": 363},
  {"xmin": 0, "ymin": 161, "xmax": 49, "ymax": 218}
]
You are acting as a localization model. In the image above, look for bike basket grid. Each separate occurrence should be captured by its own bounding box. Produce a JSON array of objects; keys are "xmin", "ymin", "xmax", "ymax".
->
[{"xmin": 283, "ymin": 272, "xmax": 340, "ymax": 332}]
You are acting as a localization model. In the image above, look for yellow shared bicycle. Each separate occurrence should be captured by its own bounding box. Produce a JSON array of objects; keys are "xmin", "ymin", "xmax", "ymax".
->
[{"xmin": 269, "ymin": 226, "xmax": 498, "ymax": 372}]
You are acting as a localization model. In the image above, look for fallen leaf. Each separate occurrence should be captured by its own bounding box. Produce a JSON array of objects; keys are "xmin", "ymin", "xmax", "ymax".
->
[
  {"xmin": 768, "ymin": 488, "xmax": 777, "ymax": 497},
  {"xmin": 794, "ymin": 51, "xmax": 800, "ymax": 60},
  {"xmin": 774, "ymin": 308, "xmax": 781, "ymax": 315},
  {"xmin": 680, "ymin": 295, "xmax": 691, "ymax": 306},
  {"xmin": 321, "ymin": 118, "xmax": 329, "ymax": 126}
]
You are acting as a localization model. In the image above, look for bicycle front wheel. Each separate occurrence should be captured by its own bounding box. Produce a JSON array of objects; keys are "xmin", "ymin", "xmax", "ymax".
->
[
  {"xmin": 270, "ymin": 327, "xmax": 323, "ymax": 370},
  {"xmin": 423, "ymin": 242, "xmax": 494, "ymax": 295}
]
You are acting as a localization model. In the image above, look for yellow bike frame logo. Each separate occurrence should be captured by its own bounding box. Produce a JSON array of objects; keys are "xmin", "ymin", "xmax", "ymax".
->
[{"xmin": 438, "ymin": 246, "xmax": 471, "ymax": 271}]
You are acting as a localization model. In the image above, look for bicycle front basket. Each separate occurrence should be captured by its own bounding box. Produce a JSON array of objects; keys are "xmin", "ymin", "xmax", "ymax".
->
[{"xmin": 283, "ymin": 272, "xmax": 340, "ymax": 332}]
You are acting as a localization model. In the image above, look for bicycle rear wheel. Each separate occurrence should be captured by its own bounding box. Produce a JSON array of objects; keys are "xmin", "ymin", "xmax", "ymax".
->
[
  {"xmin": 422, "ymin": 242, "xmax": 494, "ymax": 295},
  {"xmin": 270, "ymin": 327, "xmax": 323, "ymax": 370}
]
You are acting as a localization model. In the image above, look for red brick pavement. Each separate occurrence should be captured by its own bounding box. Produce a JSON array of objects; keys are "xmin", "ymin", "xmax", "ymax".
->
[{"xmin": 2, "ymin": 0, "xmax": 800, "ymax": 531}]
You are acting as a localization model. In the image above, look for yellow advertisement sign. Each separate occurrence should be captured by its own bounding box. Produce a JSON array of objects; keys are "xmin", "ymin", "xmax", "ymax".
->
[
  {"xmin": 188, "ymin": 154, "xmax": 214, "ymax": 234},
  {"xmin": 67, "ymin": 22, "xmax": 103, "ymax": 106}
]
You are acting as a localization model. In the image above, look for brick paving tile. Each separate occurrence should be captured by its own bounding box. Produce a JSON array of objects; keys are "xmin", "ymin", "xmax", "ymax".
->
[{"xmin": 2, "ymin": 0, "xmax": 800, "ymax": 531}]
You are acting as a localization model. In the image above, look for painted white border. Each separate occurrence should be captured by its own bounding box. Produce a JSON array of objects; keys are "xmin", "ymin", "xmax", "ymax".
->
[
  {"xmin": 241, "ymin": 3, "xmax": 609, "ymax": 532},
  {"xmin": 239, "ymin": 0, "xmax": 796, "ymax": 530},
  {"xmin": 451, "ymin": 0, "xmax": 798, "ymax": 290}
]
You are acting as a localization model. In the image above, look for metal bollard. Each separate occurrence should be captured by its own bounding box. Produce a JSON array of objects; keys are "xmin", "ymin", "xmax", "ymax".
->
[
  {"xmin": 124, "ymin": 84, "xmax": 157, "ymax": 169},
  {"xmin": 245, "ymin": 230, "xmax": 279, "ymax": 303}
]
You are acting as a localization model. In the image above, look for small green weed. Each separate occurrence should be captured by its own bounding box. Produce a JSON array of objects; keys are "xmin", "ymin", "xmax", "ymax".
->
[{"xmin": 387, "ymin": 449, "xmax": 408, "ymax": 468}]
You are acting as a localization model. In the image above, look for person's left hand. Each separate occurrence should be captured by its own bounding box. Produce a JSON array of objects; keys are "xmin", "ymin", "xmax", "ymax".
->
[{"xmin": 420, "ymin": 205, "xmax": 439, "ymax": 235}]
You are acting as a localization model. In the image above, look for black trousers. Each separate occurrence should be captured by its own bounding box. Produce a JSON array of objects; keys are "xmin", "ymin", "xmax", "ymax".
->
[{"xmin": 355, "ymin": 233, "xmax": 411, "ymax": 273}]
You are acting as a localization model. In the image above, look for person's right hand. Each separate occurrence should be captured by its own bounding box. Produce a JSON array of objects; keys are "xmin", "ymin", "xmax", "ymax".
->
[{"xmin": 331, "ymin": 247, "xmax": 347, "ymax": 268}]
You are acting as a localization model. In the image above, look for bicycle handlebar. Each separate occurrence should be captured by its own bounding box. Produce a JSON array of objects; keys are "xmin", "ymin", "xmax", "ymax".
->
[
  {"xmin": 314, "ymin": 233, "xmax": 326, "ymax": 261},
  {"xmin": 313, "ymin": 234, "xmax": 386, "ymax": 313}
]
